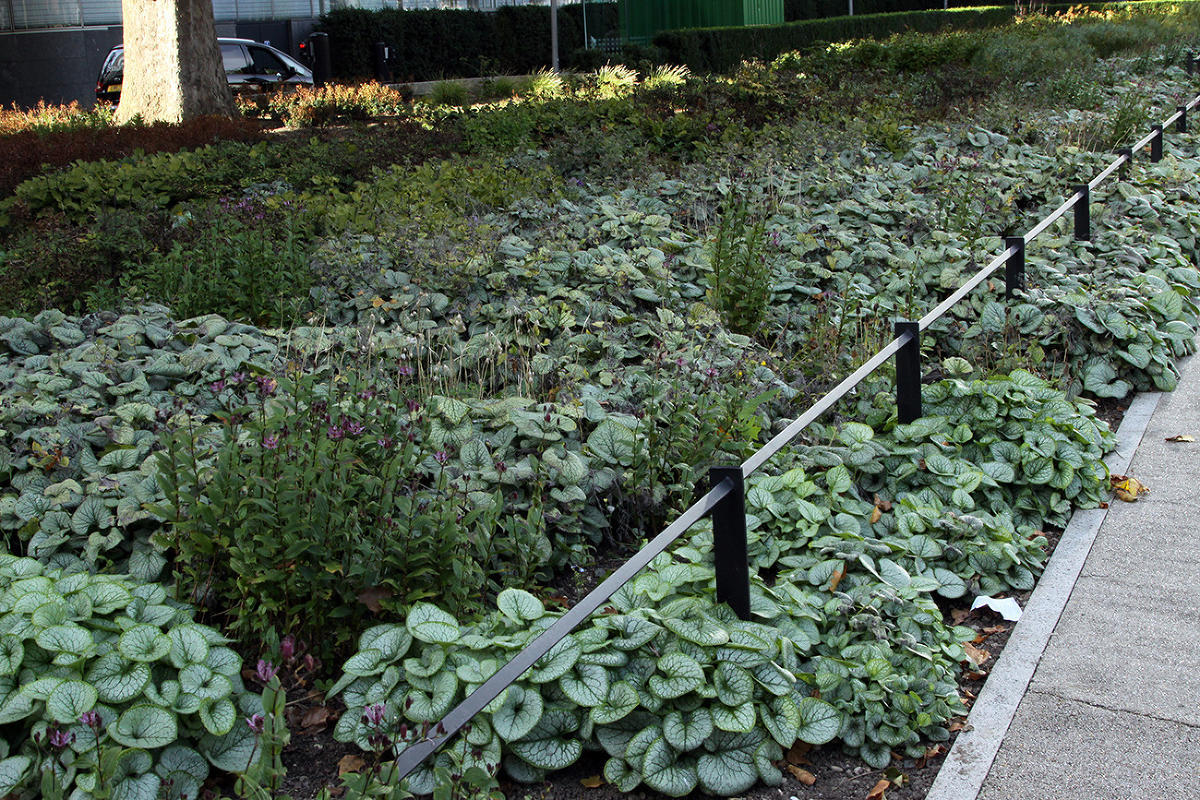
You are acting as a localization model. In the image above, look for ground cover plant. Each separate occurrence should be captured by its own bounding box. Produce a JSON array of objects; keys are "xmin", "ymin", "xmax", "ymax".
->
[{"xmin": 2, "ymin": 4, "xmax": 1200, "ymax": 797}]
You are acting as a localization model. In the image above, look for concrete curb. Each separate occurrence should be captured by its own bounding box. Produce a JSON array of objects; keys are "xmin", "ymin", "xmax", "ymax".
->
[{"xmin": 923, "ymin": 390, "xmax": 1162, "ymax": 800}]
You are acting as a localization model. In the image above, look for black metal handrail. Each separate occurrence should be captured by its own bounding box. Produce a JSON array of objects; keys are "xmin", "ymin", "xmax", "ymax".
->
[{"xmin": 391, "ymin": 76, "xmax": 1200, "ymax": 781}]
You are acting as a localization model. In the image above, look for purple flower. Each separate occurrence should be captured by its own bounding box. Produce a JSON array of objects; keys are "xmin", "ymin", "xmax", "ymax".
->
[
  {"xmin": 261, "ymin": 435, "xmax": 280, "ymax": 450},
  {"xmin": 280, "ymin": 635, "xmax": 296, "ymax": 661},
  {"xmin": 343, "ymin": 420, "xmax": 365, "ymax": 438},
  {"xmin": 398, "ymin": 366, "xmax": 415, "ymax": 378},
  {"xmin": 256, "ymin": 376, "xmax": 278, "ymax": 396},
  {"xmin": 361, "ymin": 703, "xmax": 387, "ymax": 727},
  {"xmin": 434, "ymin": 450, "xmax": 449, "ymax": 464},
  {"xmin": 378, "ymin": 435, "xmax": 394, "ymax": 450},
  {"xmin": 246, "ymin": 714, "xmax": 265, "ymax": 734},
  {"xmin": 358, "ymin": 389, "xmax": 376, "ymax": 400},
  {"xmin": 231, "ymin": 372, "xmax": 248, "ymax": 386},
  {"xmin": 79, "ymin": 710, "xmax": 102, "ymax": 730},
  {"xmin": 209, "ymin": 379, "xmax": 226, "ymax": 393},
  {"xmin": 704, "ymin": 367, "xmax": 718, "ymax": 379},
  {"xmin": 49, "ymin": 728, "xmax": 75, "ymax": 749},
  {"xmin": 256, "ymin": 659, "xmax": 278, "ymax": 682},
  {"xmin": 327, "ymin": 426, "xmax": 345, "ymax": 441},
  {"xmin": 406, "ymin": 399, "xmax": 421, "ymax": 413}
]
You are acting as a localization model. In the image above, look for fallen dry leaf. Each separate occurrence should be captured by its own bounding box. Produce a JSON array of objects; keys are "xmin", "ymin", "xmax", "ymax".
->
[
  {"xmin": 866, "ymin": 778, "xmax": 891, "ymax": 800},
  {"xmin": 580, "ymin": 775, "xmax": 605, "ymax": 788},
  {"xmin": 964, "ymin": 670, "xmax": 989, "ymax": 681},
  {"xmin": 950, "ymin": 608, "xmax": 972, "ymax": 626},
  {"xmin": 963, "ymin": 642, "xmax": 990, "ymax": 667},
  {"xmin": 1165, "ymin": 434, "xmax": 1196, "ymax": 442},
  {"xmin": 982, "ymin": 624, "xmax": 1007, "ymax": 635},
  {"xmin": 786, "ymin": 764, "xmax": 817, "ymax": 785},
  {"xmin": 356, "ymin": 586, "xmax": 393, "ymax": 613},
  {"xmin": 870, "ymin": 505, "xmax": 882, "ymax": 524},
  {"xmin": 300, "ymin": 705, "xmax": 333, "ymax": 732},
  {"xmin": 828, "ymin": 568, "xmax": 845, "ymax": 593},
  {"xmin": 915, "ymin": 744, "xmax": 946, "ymax": 769},
  {"xmin": 337, "ymin": 755, "xmax": 366, "ymax": 776},
  {"xmin": 948, "ymin": 718, "xmax": 971, "ymax": 733},
  {"xmin": 1110, "ymin": 474, "xmax": 1149, "ymax": 502},
  {"xmin": 786, "ymin": 742, "xmax": 813, "ymax": 764}
]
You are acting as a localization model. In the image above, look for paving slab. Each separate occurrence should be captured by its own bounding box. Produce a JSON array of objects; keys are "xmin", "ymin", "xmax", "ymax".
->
[
  {"xmin": 1028, "ymin": 574, "xmax": 1200, "ymax": 725},
  {"xmin": 976, "ymin": 691, "xmax": 1200, "ymax": 800}
]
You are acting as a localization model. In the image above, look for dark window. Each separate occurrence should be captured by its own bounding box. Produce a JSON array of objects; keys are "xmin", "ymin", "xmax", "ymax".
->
[
  {"xmin": 248, "ymin": 46, "xmax": 288, "ymax": 76},
  {"xmin": 221, "ymin": 43, "xmax": 251, "ymax": 74}
]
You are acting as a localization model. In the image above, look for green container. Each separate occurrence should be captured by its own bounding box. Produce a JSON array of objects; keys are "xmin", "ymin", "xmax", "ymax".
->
[{"xmin": 618, "ymin": 0, "xmax": 784, "ymax": 44}]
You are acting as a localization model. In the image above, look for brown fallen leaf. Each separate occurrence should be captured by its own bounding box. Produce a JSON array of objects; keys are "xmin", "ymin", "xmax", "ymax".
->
[
  {"xmin": 915, "ymin": 744, "xmax": 946, "ymax": 769},
  {"xmin": 873, "ymin": 494, "xmax": 893, "ymax": 512},
  {"xmin": 964, "ymin": 670, "xmax": 989, "ymax": 681},
  {"xmin": 356, "ymin": 586, "xmax": 393, "ymax": 613},
  {"xmin": 786, "ymin": 742, "xmax": 813, "ymax": 764},
  {"xmin": 580, "ymin": 775, "xmax": 605, "ymax": 788},
  {"xmin": 300, "ymin": 705, "xmax": 333, "ymax": 732},
  {"xmin": 948, "ymin": 718, "xmax": 971, "ymax": 733},
  {"xmin": 337, "ymin": 755, "xmax": 366, "ymax": 776},
  {"xmin": 786, "ymin": 764, "xmax": 817, "ymax": 785},
  {"xmin": 866, "ymin": 778, "xmax": 891, "ymax": 800},
  {"xmin": 963, "ymin": 641, "xmax": 991, "ymax": 668},
  {"xmin": 981, "ymin": 624, "xmax": 1007, "ymax": 635},
  {"xmin": 950, "ymin": 608, "xmax": 972, "ymax": 626},
  {"xmin": 1110, "ymin": 474, "xmax": 1149, "ymax": 502},
  {"xmin": 828, "ymin": 568, "xmax": 845, "ymax": 593},
  {"xmin": 870, "ymin": 505, "xmax": 882, "ymax": 524},
  {"xmin": 1165, "ymin": 434, "xmax": 1196, "ymax": 442}
]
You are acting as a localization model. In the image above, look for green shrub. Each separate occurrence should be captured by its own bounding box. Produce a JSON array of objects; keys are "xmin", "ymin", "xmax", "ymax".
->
[
  {"xmin": 117, "ymin": 191, "xmax": 318, "ymax": 327},
  {"xmin": 707, "ymin": 195, "xmax": 772, "ymax": 336},
  {"xmin": 0, "ymin": 556, "xmax": 266, "ymax": 800}
]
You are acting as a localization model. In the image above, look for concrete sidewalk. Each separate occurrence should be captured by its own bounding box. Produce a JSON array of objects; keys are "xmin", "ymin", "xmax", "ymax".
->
[{"xmin": 926, "ymin": 352, "xmax": 1200, "ymax": 800}]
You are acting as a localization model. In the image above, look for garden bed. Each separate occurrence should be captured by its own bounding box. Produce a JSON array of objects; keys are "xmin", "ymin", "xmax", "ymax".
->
[{"xmin": 0, "ymin": 6, "xmax": 1197, "ymax": 800}]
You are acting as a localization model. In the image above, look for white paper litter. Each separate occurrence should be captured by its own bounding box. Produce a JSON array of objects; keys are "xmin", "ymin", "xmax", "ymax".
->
[{"xmin": 970, "ymin": 595, "xmax": 1022, "ymax": 621}]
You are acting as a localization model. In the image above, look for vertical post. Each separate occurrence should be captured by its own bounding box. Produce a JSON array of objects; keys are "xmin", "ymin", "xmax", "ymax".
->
[
  {"xmin": 1073, "ymin": 184, "xmax": 1090, "ymax": 242},
  {"xmin": 551, "ymin": 0, "xmax": 560, "ymax": 71},
  {"xmin": 709, "ymin": 467, "xmax": 750, "ymax": 621},
  {"xmin": 1005, "ymin": 236, "xmax": 1025, "ymax": 298},
  {"xmin": 310, "ymin": 32, "xmax": 331, "ymax": 87},
  {"xmin": 1151, "ymin": 124, "xmax": 1163, "ymax": 162},
  {"xmin": 894, "ymin": 321, "xmax": 921, "ymax": 424},
  {"xmin": 582, "ymin": 0, "xmax": 589, "ymax": 49},
  {"xmin": 1189, "ymin": 51, "xmax": 1196, "ymax": 76},
  {"xmin": 373, "ymin": 42, "xmax": 390, "ymax": 83},
  {"xmin": 1178, "ymin": 105, "xmax": 1188, "ymax": 134},
  {"xmin": 848, "ymin": 0, "xmax": 854, "ymax": 15},
  {"xmin": 1117, "ymin": 147, "xmax": 1132, "ymax": 180}
]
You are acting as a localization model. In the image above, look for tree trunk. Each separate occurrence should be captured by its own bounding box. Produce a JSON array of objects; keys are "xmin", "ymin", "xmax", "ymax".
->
[{"xmin": 116, "ymin": 0, "xmax": 234, "ymax": 124}]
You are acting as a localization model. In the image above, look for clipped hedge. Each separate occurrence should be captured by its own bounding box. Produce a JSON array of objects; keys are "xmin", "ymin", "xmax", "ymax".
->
[
  {"xmin": 657, "ymin": 0, "xmax": 1200, "ymax": 73},
  {"xmin": 653, "ymin": 6, "xmax": 1016, "ymax": 72},
  {"xmin": 783, "ymin": 0, "xmax": 998, "ymax": 22},
  {"xmin": 318, "ymin": 3, "xmax": 619, "ymax": 81}
]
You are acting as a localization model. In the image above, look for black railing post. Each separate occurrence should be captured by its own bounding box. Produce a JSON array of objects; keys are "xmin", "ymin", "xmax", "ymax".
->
[
  {"xmin": 709, "ymin": 466, "xmax": 750, "ymax": 621},
  {"xmin": 894, "ymin": 321, "xmax": 921, "ymax": 424},
  {"xmin": 1118, "ymin": 147, "xmax": 1132, "ymax": 180},
  {"xmin": 1151, "ymin": 124, "xmax": 1163, "ymax": 162},
  {"xmin": 1005, "ymin": 236, "xmax": 1025, "ymax": 298},
  {"xmin": 1189, "ymin": 51, "xmax": 1196, "ymax": 76},
  {"xmin": 1178, "ymin": 105, "xmax": 1188, "ymax": 134},
  {"xmin": 1073, "ymin": 184, "xmax": 1090, "ymax": 241}
]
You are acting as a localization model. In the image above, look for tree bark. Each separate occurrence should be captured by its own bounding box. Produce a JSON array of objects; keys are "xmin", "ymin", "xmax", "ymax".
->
[{"xmin": 116, "ymin": 0, "xmax": 235, "ymax": 124}]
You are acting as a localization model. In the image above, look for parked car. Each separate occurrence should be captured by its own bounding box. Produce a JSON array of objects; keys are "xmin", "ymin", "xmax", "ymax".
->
[{"xmin": 96, "ymin": 38, "xmax": 313, "ymax": 104}]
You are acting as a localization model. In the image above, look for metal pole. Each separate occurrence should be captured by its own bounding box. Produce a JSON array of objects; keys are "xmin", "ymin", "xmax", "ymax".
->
[
  {"xmin": 551, "ymin": 0, "xmax": 559, "ymax": 71},
  {"xmin": 310, "ymin": 32, "xmax": 332, "ymax": 87},
  {"xmin": 373, "ymin": 42, "xmax": 390, "ymax": 83},
  {"xmin": 848, "ymin": 0, "xmax": 854, "ymax": 16},
  {"xmin": 1178, "ymin": 105, "xmax": 1188, "ymax": 134},
  {"xmin": 894, "ymin": 322, "xmax": 921, "ymax": 424},
  {"xmin": 1004, "ymin": 236, "xmax": 1025, "ymax": 298},
  {"xmin": 1073, "ymin": 184, "xmax": 1090, "ymax": 242},
  {"xmin": 1151, "ymin": 124, "xmax": 1163, "ymax": 162},
  {"xmin": 710, "ymin": 467, "xmax": 750, "ymax": 621},
  {"xmin": 582, "ymin": 0, "xmax": 589, "ymax": 49}
]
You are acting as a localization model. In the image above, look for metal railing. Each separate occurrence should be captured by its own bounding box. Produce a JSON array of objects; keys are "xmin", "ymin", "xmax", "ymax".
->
[{"xmin": 391, "ymin": 62, "xmax": 1200, "ymax": 780}]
